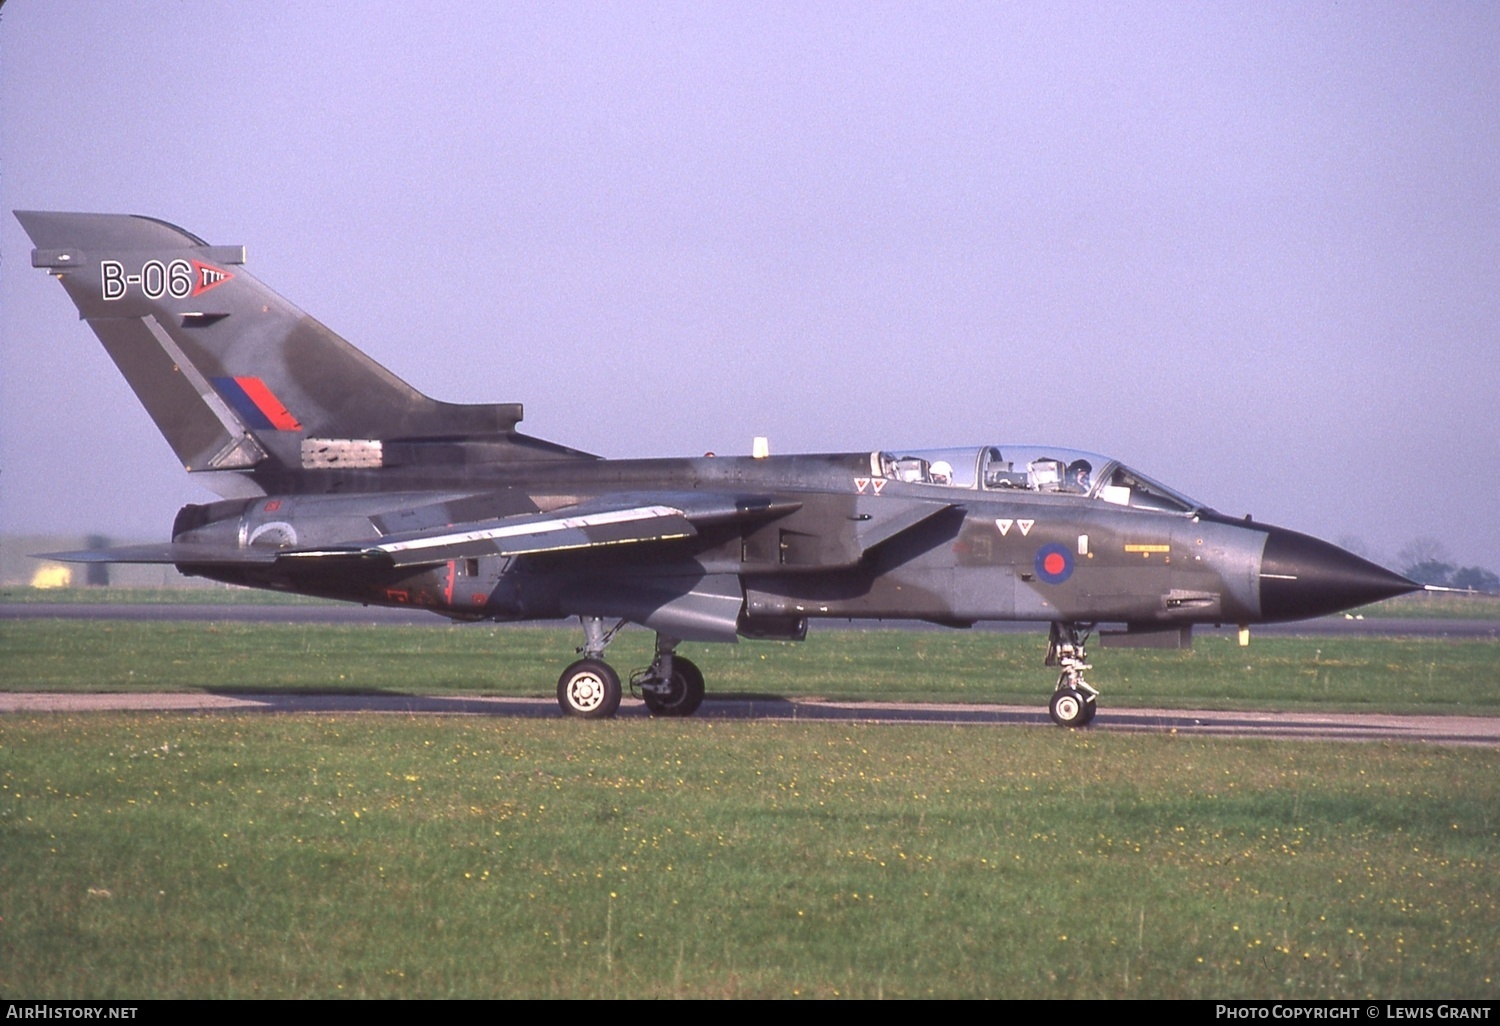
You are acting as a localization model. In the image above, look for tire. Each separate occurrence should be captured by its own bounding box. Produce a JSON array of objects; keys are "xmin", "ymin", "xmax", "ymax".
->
[
  {"xmin": 557, "ymin": 659, "xmax": 622, "ymax": 719},
  {"xmin": 1049, "ymin": 686, "xmax": 1092, "ymax": 728},
  {"xmin": 642, "ymin": 656, "xmax": 706, "ymax": 717},
  {"xmin": 1076, "ymin": 695, "xmax": 1097, "ymax": 726}
]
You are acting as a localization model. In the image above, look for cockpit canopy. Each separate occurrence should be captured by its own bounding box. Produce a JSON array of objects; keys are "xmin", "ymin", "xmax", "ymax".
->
[{"xmin": 871, "ymin": 445, "xmax": 1205, "ymax": 514}]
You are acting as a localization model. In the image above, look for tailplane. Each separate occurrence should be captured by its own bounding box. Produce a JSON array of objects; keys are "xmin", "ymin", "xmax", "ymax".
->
[{"xmin": 16, "ymin": 211, "xmax": 589, "ymax": 486}]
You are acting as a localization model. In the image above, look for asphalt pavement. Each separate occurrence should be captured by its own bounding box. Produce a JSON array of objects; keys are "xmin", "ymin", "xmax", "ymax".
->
[{"xmin": 3, "ymin": 690, "xmax": 1497, "ymax": 746}]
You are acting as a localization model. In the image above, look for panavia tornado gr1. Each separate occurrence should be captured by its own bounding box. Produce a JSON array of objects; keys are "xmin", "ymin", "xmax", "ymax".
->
[{"xmin": 16, "ymin": 210, "xmax": 1420, "ymax": 725}]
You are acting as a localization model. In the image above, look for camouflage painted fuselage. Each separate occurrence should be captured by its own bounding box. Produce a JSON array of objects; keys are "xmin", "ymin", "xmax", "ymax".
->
[{"xmin": 170, "ymin": 449, "xmax": 1344, "ymax": 646}]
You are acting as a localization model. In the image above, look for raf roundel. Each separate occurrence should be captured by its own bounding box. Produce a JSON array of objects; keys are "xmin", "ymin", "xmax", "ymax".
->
[{"xmin": 1034, "ymin": 542, "xmax": 1074, "ymax": 584}]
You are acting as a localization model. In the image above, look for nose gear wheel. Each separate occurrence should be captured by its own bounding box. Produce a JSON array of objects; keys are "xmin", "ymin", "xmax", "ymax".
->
[{"xmin": 1046, "ymin": 622, "xmax": 1099, "ymax": 728}]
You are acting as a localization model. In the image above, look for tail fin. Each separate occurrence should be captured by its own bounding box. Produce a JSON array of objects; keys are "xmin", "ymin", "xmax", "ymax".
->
[{"xmin": 16, "ymin": 211, "xmax": 588, "ymax": 482}]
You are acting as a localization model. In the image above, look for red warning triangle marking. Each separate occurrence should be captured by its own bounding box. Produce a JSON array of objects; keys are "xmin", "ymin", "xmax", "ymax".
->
[
  {"xmin": 191, "ymin": 260, "xmax": 235, "ymax": 297},
  {"xmin": 871, "ymin": 479, "xmax": 886, "ymax": 495},
  {"xmin": 854, "ymin": 478, "xmax": 869, "ymax": 493}
]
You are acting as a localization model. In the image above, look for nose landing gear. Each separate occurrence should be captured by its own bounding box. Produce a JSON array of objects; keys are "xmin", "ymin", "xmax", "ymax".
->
[{"xmin": 1046, "ymin": 622, "xmax": 1098, "ymax": 728}]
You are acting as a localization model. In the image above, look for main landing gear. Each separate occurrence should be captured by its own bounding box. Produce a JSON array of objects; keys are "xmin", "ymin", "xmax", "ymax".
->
[
  {"xmin": 1045, "ymin": 622, "xmax": 1099, "ymax": 728},
  {"xmin": 555, "ymin": 617, "xmax": 705, "ymax": 719}
]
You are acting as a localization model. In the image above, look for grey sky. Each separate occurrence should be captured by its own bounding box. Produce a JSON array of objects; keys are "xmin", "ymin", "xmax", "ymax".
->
[{"xmin": 2, "ymin": 2, "xmax": 1496, "ymax": 572}]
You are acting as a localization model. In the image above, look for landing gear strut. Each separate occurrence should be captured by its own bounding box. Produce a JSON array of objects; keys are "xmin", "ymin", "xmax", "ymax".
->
[
  {"xmin": 554, "ymin": 618, "xmax": 708, "ymax": 719},
  {"xmin": 1045, "ymin": 622, "xmax": 1098, "ymax": 728}
]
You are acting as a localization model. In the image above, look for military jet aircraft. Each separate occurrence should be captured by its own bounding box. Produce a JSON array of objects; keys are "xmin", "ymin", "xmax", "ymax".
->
[{"xmin": 16, "ymin": 211, "xmax": 1421, "ymax": 726}]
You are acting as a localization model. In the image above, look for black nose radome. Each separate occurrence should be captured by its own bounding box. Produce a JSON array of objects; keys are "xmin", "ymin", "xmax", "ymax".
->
[{"xmin": 1258, "ymin": 526, "xmax": 1419, "ymax": 622}]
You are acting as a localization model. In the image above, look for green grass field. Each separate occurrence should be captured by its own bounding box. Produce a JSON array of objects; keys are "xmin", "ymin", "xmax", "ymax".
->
[
  {"xmin": 3, "ymin": 715, "xmax": 1497, "ymax": 999},
  {"xmin": 2, "ymin": 618, "xmax": 1497, "ymax": 998}
]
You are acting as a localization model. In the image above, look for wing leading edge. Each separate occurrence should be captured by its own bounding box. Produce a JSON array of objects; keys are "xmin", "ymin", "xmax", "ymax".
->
[{"xmin": 39, "ymin": 491, "xmax": 956, "ymax": 572}]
